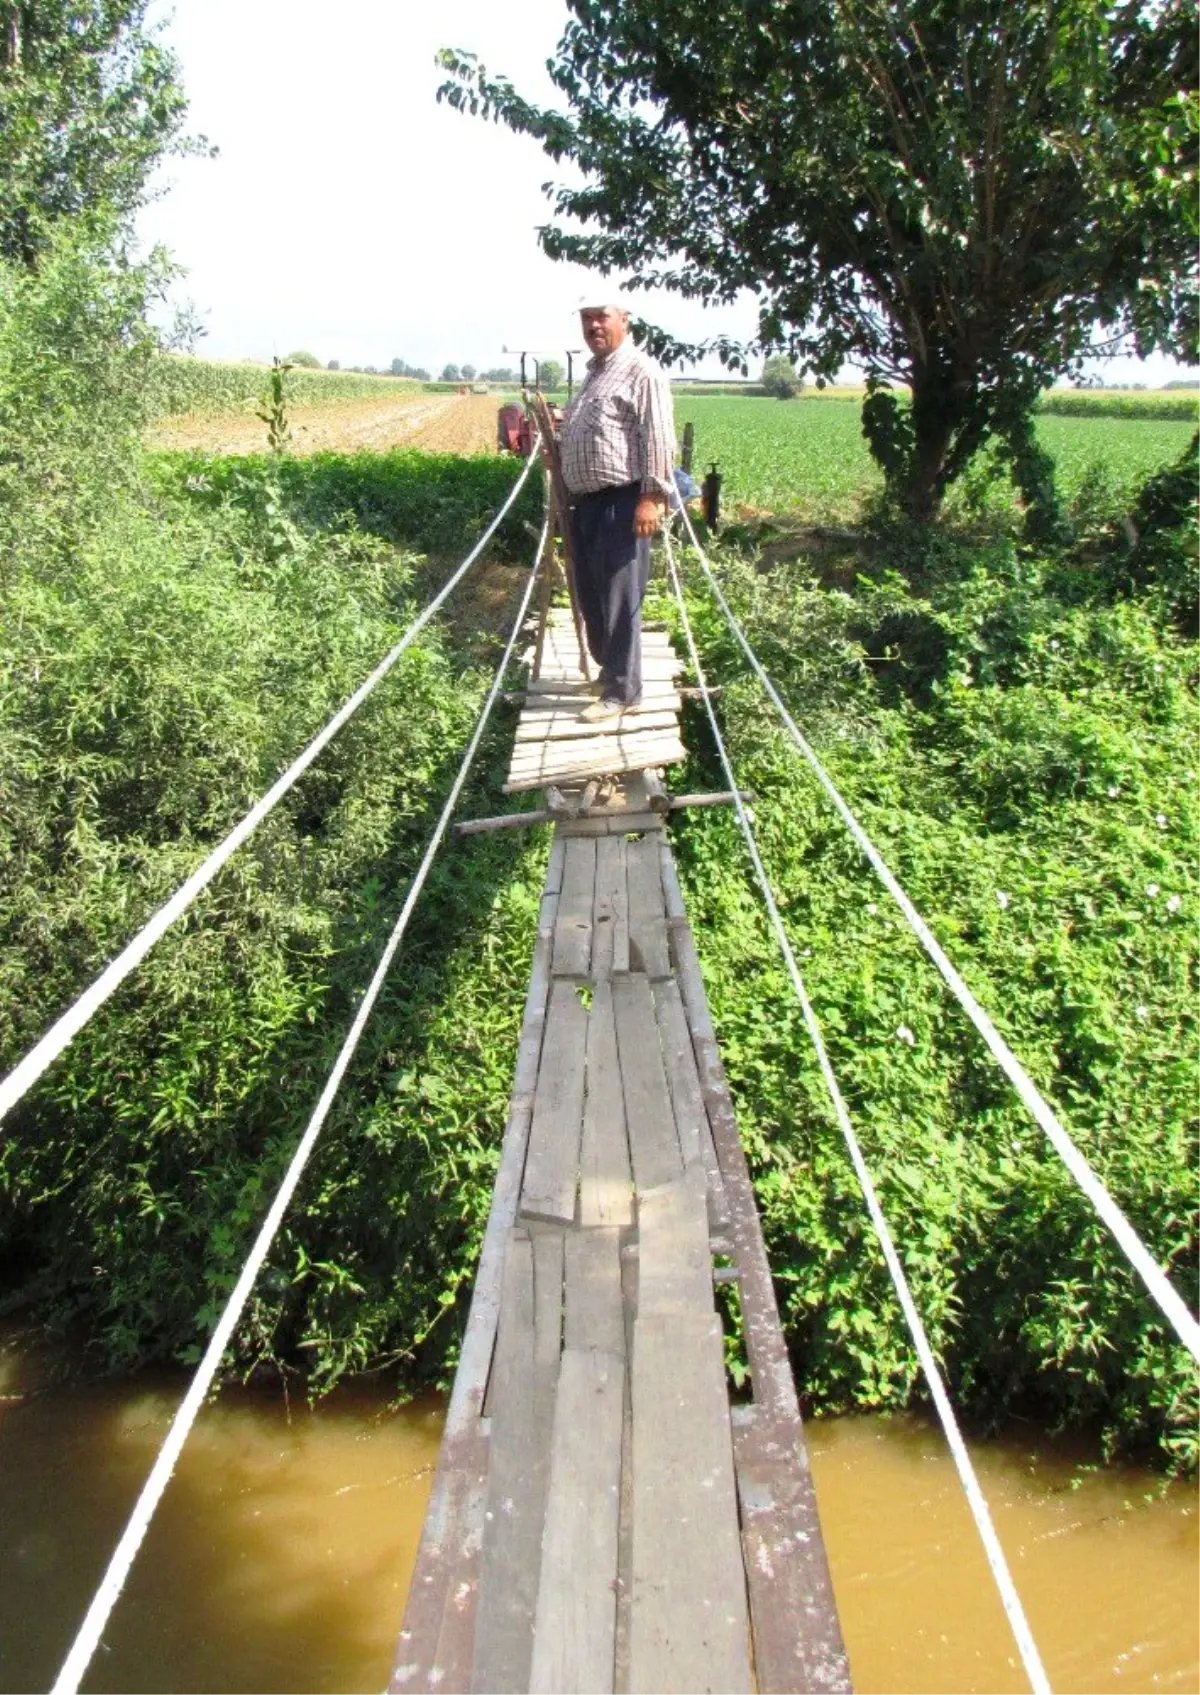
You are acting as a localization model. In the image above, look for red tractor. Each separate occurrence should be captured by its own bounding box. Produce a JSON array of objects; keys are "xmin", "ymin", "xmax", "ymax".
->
[{"xmin": 496, "ymin": 403, "xmax": 534, "ymax": 455}]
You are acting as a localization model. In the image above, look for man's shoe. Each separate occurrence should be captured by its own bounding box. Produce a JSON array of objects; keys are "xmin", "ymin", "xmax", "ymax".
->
[{"xmin": 579, "ymin": 695, "xmax": 625, "ymax": 724}]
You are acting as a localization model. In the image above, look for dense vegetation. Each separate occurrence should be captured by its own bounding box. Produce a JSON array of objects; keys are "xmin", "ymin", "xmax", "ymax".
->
[
  {"xmin": 1, "ymin": 223, "xmax": 1195, "ymax": 1470},
  {"xmin": 0, "ymin": 225, "xmax": 544, "ymax": 1387},
  {"xmin": 655, "ymin": 497, "xmax": 1197, "ymax": 1469},
  {"xmin": 145, "ymin": 355, "xmax": 422, "ymax": 420},
  {"xmin": 0, "ymin": 0, "xmax": 1192, "ymax": 1573}
]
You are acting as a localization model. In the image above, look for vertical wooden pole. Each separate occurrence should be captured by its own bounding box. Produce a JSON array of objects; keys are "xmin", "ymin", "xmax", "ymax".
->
[
  {"xmin": 531, "ymin": 470, "xmax": 556, "ymax": 682},
  {"xmin": 530, "ymin": 392, "xmax": 589, "ymax": 677}
]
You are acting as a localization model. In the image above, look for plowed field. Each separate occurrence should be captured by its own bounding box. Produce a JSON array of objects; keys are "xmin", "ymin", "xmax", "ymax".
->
[{"xmin": 147, "ymin": 393, "xmax": 500, "ymax": 457}]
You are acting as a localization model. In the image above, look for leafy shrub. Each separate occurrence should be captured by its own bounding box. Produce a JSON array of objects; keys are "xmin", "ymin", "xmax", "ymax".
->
[
  {"xmin": 149, "ymin": 446, "xmax": 542, "ymax": 561},
  {"xmin": 0, "ymin": 220, "xmax": 168, "ymax": 584},
  {"xmin": 653, "ymin": 536, "xmax": 1198, "ymax": 1468},
  {"xmin": 761, "ymin": 354, "xmax": 804, "ymax": 400},
  {"xmin": 0, "ymin": 475, "xmax": 543, "ymax": 1378}
]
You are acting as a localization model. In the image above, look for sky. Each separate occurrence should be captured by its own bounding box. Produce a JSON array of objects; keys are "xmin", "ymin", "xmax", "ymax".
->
[
  {"xmin": 138, "ymin": 0, "xmax": 759, "ymax": 377},
  {"xmin": 138, "ymin": 0, "xmax": 1192, "ymax": 386}
]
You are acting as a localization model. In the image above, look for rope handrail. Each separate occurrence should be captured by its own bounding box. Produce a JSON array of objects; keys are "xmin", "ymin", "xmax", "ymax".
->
[
  {"xmin": 675, "ymin": 505, "xmax": 1200, "ymax": 1366},
  {"xmin": 50, "ymin": 518, "xmax": 549, "ymax": 1695},
  {"xmin": 0, "ymin": 443, "xmax": 541, "ymax": 1131},
  {"xmin": 663, "ymin": 528, "xmax": 1051, "ymax": 1695}
]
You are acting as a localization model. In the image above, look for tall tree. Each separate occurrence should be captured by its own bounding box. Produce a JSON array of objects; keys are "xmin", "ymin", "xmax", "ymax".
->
[
  {"xmin": 439, "ymin": 0, "xmax": 1198, "ymax": 519},
  {"xmin": 0, "ymin": 1, "xmax": 196, "ymax": 265}
]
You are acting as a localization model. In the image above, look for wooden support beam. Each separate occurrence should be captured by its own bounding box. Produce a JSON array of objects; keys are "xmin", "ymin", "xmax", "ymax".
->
[{"xmin": 453, "ymin": 790, "xmax": 753, "ymax": 837}]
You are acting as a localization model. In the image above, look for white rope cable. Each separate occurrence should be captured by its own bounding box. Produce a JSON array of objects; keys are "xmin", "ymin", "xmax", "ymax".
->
[
  {"xmin": 676, "ymin": 505, "xmax": 1200, "ymax": 1366},
  {"xmin": 0, "ymin": 444, "xmax": 541, "ymax": 1131},
  {"xmin": 50, "ymin": 521, "xmax": 549, "ymax": 1695},
  {"xmin": 663, "ymin": 528, "xmax": 1051, "ymax": 1695}
]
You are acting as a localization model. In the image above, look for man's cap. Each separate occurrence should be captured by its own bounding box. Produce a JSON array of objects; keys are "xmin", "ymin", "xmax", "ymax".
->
[{"xmin": 576, "ymin": 293, "xmax": 633, "ymax": 315}]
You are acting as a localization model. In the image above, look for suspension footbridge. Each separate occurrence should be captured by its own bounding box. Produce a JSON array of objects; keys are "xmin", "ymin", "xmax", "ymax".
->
[{"xmin": 2, "ymin": 445, "xmax": 1194, "ymax": 1695}]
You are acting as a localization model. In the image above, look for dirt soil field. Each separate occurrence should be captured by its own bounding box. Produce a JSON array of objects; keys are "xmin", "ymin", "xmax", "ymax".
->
[{"xmin": 146, "ymin": 393, "xmax": 501, "ymax": 457}]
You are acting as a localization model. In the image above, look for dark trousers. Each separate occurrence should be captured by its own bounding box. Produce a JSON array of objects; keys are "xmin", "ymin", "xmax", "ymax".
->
[{"xmin": 568, "ymin": 481, "xmax": 649, "ymax": 705}]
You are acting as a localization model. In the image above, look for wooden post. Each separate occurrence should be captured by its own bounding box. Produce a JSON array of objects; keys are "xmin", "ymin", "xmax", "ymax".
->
[
  {"xmin": 531, "ymin": 469, "xmax": 557, "ymax": 682},
  {"xmin": 529, "ymin": 391, "xmax": 589, "ymax": 676}
]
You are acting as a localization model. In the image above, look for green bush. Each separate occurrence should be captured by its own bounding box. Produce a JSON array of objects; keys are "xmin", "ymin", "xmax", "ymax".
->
[
  {"xmin": 653, "ymin": 533, "xmax": 1197, "ymax": 1468},
  {"xmin": 0, "ymin": 220, "xmax": 167, "ymax": 584},
  {"xmin": 148, "ymin": 446, "xmax": 542, "ymax": 561}
]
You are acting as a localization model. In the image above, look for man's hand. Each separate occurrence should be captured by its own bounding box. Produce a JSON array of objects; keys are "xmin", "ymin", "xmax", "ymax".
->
[{"xmin": 633, "ymin": 493, "xmax": 666, "ymax": 536}]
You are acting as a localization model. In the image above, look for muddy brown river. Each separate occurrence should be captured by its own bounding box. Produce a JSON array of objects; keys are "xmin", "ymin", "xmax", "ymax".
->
[{"xmin": 0, "ymin": 1364, "xmax": 1194, "ymax": 1694}]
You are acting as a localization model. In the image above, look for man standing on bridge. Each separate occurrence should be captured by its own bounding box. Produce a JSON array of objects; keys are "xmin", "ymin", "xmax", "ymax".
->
[{"xmin": 559, "ymin": 298, "xmax": 676, "ymax": 723}]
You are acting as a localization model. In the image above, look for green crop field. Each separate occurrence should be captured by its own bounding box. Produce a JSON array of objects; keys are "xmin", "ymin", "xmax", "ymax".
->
[{"xmin": 674, "ymin": 393, "xmax": 1197, "ymax": 519}]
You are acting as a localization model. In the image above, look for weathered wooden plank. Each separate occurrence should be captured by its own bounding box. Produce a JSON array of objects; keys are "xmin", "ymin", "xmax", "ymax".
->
[
  {"xmin": 636, "ymin": 1166, "xmax": 712, "ymax": 1314},
  {"xmin": 630, "ymin": 1310, "xmax": 753, "ymax": 1695},
  {"xmin": 653, "ymin": 978, "xmax": 729, "ymax": 1230},
  {"xmin": 521, "ymin": 980, "xmax": 586, "ymax": 1224},
  {"xmin": 391, "ymin": 1432, "xmax": 489, "ymax": 1693},
  {"xmin": 590, "ymin": 835, "xmax": 628, "ymax": 981},
  {"xmin": 504, "ymin": 743, "xmax": 688, "ymax": 795},
  {"xmin": 472, "ymin": 1232, "xmax": 555, "ymax": 1694},
  {"xmin": 579, "ymin": 980, "xmax": 634, "ymax": 1229},
  {"xmin": 625, "ymin": 831, "xmax": 671, "ymax": 980},
  {"xmin": 530, "ymin": 1349, "xmax": 625, "ymax": 1695},
  {"xmin": 612, "ymin": 973, "xmax": 682, "ymax": 1193},
  {"xmin": 533, "ymin": 1228, "xmax": 565, "ymax": 1373},
  {"xmin": 393, "ymin": 852, "xmax": 563, "ymax": 1692},
  {"xmin": 508, "ymin": 731, "xmax": 686, "ymax": 774},
  {"xmin": 425, "ymin": 1456, "xmax": 488, "ymax": 1693},
  {"xmin": 565, "ymin": 1227, "xmax": 626, "ymax": 1357},
  {"xmin": 552, "ymin": 836, "xmax": 596, "ymax": 978},
  {"xmin": 733, "ymin": 1411, "xmax": 854, "ymax": 1694},
  {"xmin": 516, "ymin": 708, "xmax": 679, "ymax": 743},
  {"xmin": 522, "ymin": 684, "xmax": 681, "ymax": 708}
]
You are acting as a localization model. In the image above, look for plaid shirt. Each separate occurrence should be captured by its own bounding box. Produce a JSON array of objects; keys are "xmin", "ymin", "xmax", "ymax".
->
[{"xmin": 559, "ymin": 339, "xmax": 676, "ymax": 498}]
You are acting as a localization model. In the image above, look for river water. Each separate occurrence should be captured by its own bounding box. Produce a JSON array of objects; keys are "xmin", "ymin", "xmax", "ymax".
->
[{"xmin": 0, "ymin": 1364, "xmax": 1194, "ymax": 1694}]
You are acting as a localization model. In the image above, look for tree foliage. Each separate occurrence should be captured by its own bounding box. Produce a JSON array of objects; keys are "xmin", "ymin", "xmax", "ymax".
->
[
  {"xmin": 0, "ymin": 0, "xmax": 198, "ymax": 264},
  {"xmin": 538, "ymin": 357, "xmax": 564, "ymax": 390},
  {"xmin": 439, "ymin": 0, "xmax": 1199, "ymax": 518}
]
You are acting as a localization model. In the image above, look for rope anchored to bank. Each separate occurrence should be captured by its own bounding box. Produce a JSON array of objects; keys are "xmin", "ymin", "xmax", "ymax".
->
[
  {"xmin": 0, "ymin": 442, "xmax": 541, "ymax": 1133},
  {"xmin": 675, "ymin": 504, "xmax": 1200, "ymax": 1368},
  {"xmin": 50, "ymin": 521, "xmax": 549, "ymax": 1695},
  {"xmin": 663, "ymin": 526, "xmax": 1052, "ymax": 1695}
]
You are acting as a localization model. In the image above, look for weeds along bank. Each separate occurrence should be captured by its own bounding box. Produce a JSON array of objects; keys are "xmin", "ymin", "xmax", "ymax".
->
[
  {"xmin": 653, "ymin": 479, "xmax": 1198, "ymax": 1469},
  {"xmin": 0, "ymin": 231, "xmax": 547, "ymax": 1386}
]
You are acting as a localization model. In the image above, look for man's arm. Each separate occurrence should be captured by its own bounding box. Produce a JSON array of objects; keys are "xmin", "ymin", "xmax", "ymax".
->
[{"xmin": 633, "ymin": 360, "xmax": 676, "ymax": 533}]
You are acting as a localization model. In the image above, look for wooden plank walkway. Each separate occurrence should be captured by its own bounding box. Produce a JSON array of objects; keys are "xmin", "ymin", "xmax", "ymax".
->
[
  {"xmin": 504, "ymin": 611, "xmax": 687, "ymax": 794},
  {"xmin": 391, "ymin": 623, "xmax": 850, "ymax": 1695}
]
